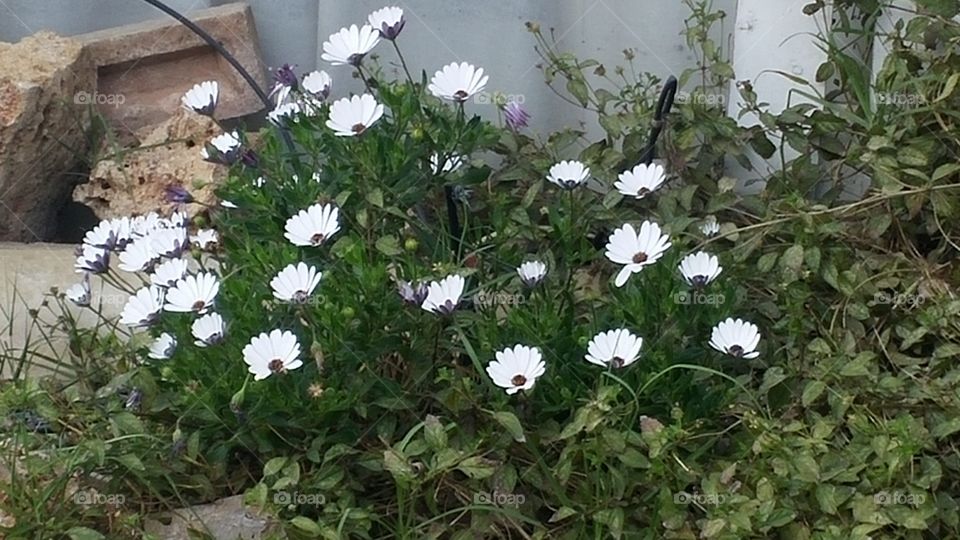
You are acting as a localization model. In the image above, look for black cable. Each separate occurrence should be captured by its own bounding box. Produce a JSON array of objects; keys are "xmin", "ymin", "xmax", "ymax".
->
[
  {"xmin": 140, "ymin": 0, "xmax": 298, "ymax": 155},
  {"xmin": 637, "ymin": 75, "xmax": 678, "ymax": 165}
]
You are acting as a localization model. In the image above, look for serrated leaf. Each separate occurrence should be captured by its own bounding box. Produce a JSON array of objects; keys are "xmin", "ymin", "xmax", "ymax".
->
[
  {"xmin": 375, "ymin": 235, "xmax": 402, "ymax": 257},
  {"xmin": 424, "ymin": 414, "xmax": 447, "ymax": 449}
]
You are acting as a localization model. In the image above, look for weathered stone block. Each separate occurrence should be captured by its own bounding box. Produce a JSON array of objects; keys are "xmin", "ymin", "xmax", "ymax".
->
[
  {"xmin": 0, "ymin": 32, "xmax": 95, "ymax": 242},
  {"xmin": 77, "ymin": 2, "xmax": 268, "ymax": 135},
  {"xmin": 72, "ymin": 108, "xmax": 227, "ymax": 221}
]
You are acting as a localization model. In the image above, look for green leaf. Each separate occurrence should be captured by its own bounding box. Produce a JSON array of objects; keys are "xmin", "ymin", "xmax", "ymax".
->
[
  {"xmin": 263, "ymin": 457, "xmax": 288, "ymax": 478},
  {"xmin": 290, "ymin": 516, "xmax": 323, "ymax": 537},
  {"xmin": 781, "ymin": 244, "xmax": 804, "ymax": 272},
  {"xmin": 592, "ymin": 508, "xmax": 625, "ymax": 538},
  {"xmin": 700, "ymin": 518, "xmax": 727, "ymax": 538},
  {"xmin": 424, "ymin": 415, "xmax": 447, "ymax": 449},
  {"xmin": 549, "ymin": 506, "xmax": 578, "ymax": 523},
  {"xmin": 109, "ymin": 412, "xmax": 143, "ymax": 435},
  {"xmin": 67, "ymin": 527, "xmax": 105, "ymax": 540},
  {"xmin": 567, "ymin": 78, "xmax": 590, "ymax": 107},
  {"xmin": 802, "ymin": 381, "xmax": 827, "ymax": 407},
  {"xmin": 457, "ymin": 456, "xmax": 496, "ymax": 479},
  {"xmin": 757, "ymin": 252, "xmax": 779, "ymax": 273},
  {"xmin": 491, "ymin": 411, "xmax": 525, "ymax": 443},
  {"xmin": 375, "ymin": 235, "xmax": 402, "ymax": 257},
  {"xmin": 366, "ymin": 188, "xmax": 384, "ymax": 208},
  {"xmin": 116, "ymin": 453, "xmax": 145, "ymax": 472},
  {"xmin": 759, "ymin": 367, "xmax": 788, "ymax": 394},
  {"xmin": 617, "ymin": 448, "xmax": 651, "ymax": 469},
  {"xmin": 383, "ymin": 448, "xmax": 416, "ymax": 483}
]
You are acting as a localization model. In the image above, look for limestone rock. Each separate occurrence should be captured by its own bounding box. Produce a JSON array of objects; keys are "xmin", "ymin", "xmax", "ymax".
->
[
  {"xmin": 73, "ymin": 109, "xmax": 227, "ymax": 220},
  {"xmin": 144, "ymin": 495, "xmax": 281, "ymax": 540},
  {"xmin": 0, "ymin": 32, "xmax": 95, "ymax": 242}
]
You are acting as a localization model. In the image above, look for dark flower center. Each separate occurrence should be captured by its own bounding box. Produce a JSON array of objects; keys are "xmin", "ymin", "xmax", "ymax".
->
[
  {"xmin": 691, "ymin": 275, "xmax": 708, "ymax": 288},
  {"xmin": 454, "ymin": 90, "xmax": 469, "ymax": 101},
  {"xmin": 636, "ymin": 187, "xmax": 650, "ymax": 197},
  {"xmin": 192, "ymin": 300, "xmax": 206, "ymax": 312},
  {"xmin": 632, "ymin": 252, "xmax": 649, "ymax": 264},
  {"xmin": 611, "ymin": 357, "xmax": 625, "ymax": 368},
  {"xmin": 268, "ymin": 359, "xmax": 285, "ymax": 373},
  {"xmin": 352, "ymin": 123, "xmax": 366, "ymax": 134},
  {"xmin": 727, "ymin": 345, "xmax": 744, "ymax": 358},
  {"xmin": 292, "ymin": 291, "xmax": 308, "ymax": 304},
  {"xmin": 310, "ymin": 233, "xmax": 326, "ymax": 245},
  {"xmin": 511, "ymin": 374, "xmax": 527, "ymax": 387}
]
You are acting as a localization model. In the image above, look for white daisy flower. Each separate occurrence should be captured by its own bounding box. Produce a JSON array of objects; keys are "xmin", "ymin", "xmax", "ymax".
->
[
  {"xmin": 604, "ymin": 221, "xmax": 672, "ymax": 287},
  {"xmin": 201, "ymin": 131, "xmax": 242, "ymax": 163},
  {"xmin": 151, "ymin": 258, "xmax": 189, "ymax": 288},
  {"xmin": 709, "ymin": 318, "xmax": 761, "ymax": 359},
  {"xmin": 429, "ymin": 153, "xmax": 464, "ymax": 175},
  {"xmin": 678, "ymin": 251, "xmax": 722, "ymax": 288},
  {"xmin": 167, "ymin": 211, "xmax": 188, "ymax": 229},
  {"xmin": 326, "ymin": 94, "xmax": 384, "ymax": 137},
  {"xmin": 109, "ymin": 217, "xmax": 134, "ymax": 250},
  {"xmin": 485, "ymin": 344, "xmax": 546, "ymax": 395},
  {"xmin": 614, "ymin": 163, "xmax": 667, "ymax": 199},
  {"xmin": 148, "ymin": 333, "xmax": 177, "ymax": 360},
  {"xmin": 368, "ymin": 6, "xmax": 405, "ymax": 40},
  {"xmin": 321, "ymin": 24, "xmax": 381, "ymax": 66},
  {"xmin": 547, "ymin": 160, "xmax": 590, "ymax": 190},
  {"xmin": 191, "ymin": 229, "xmax": 218, "ymax": 250},
  {"xmin": 130, "ymin": 212, "xmax": 164, "ymax": 238},
  {"xmin": 284, "ymin": 203, "xmax": 341, "ymax": 247},
  {"xmin": 421, "ymin": 275, "xmax": 465, "ymax": 315},
  {"xmin": 119, "ymin": 286, "xmax": 165, "ymax": 328},
  {"xmin": 517, "ymin": 261, "xmax": 547, "ymax": 288},
  {"xmin": 397, "ymin": 280, "xmax": 429, "ymax": 305},
  {"xmin": 192, "ymin": 312, "xmax": 226, "ymax": 347},
  {"xmin": 700, "ymin": 216, "xmax": 720, "ymax": 237},
  {"xmin": 267, "ymin": 101, "xmax": 303, "ymax": 126},
  {"xmin": 301, "ymin": 70, "xmax": 332, "ymax": 101},
  {"xmin": 584, "ymin": 329, "xmax": 643, "ymax": 369},
  {"xmin": 150, "ymin": 227, "xmax": 189, "ymax": 258},
  {"xmin": 83, "ymin": 220, "xmax": 118, "ymax": 250},
  {"xmin": 243, "ymin": 329, "xmax": 304, "ymax": 381},
  {"xmin": 181, "ymin": 81, "xmax": 219, "ymax": 116},
  {"xmin": 118, "ymin": 237, "xmax": 159, "ymax": 273},
  {"xmin": 74, "ymin": 245, "xmax": 110, "ymax": 274},
  {"xmin": 428, "ymin": 62, "xmax": 489, "ymax": 102},
  {"xmin": 164, "ymin": 272, "xmax": 220, "ymax": 314},
  {"xmin": 270, "ymin": 262, "xmax": 323, "ymax": 304},
  {"xmin": 65, "ymin": 276, "xmax": 91, "ymax": 307}
]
